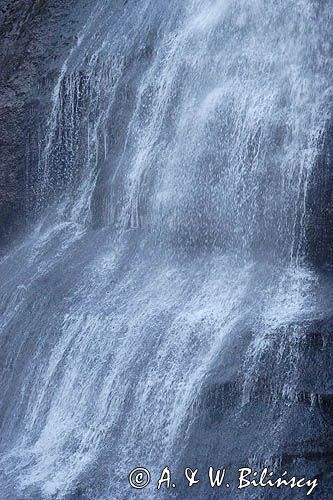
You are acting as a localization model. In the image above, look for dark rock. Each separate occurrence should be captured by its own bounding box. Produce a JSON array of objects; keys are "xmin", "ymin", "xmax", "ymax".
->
[
  {"xmin": 305, "ymin": 121, "xmax": 333, "ymax": 269},
  {"xmin": 0, "ymin": 0, "xmax": 91, "ymax": 246}
]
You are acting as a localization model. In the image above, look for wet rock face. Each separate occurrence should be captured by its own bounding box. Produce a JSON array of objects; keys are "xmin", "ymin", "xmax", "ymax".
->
[
  {"xmin": 179, "ymin": 317, "xmax": 333, "ymax": 499},
  {"xmin": 305, "ymin": 122, "xmax": 333, "ymax": 270},
  {"xmin": 0, "ymin": 0, "xmax": 90, "ymax": 246}
]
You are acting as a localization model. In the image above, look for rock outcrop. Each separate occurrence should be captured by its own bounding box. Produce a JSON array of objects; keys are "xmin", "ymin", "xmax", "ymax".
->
[{"xmin": 0, "ymin": 0, "xmax": 90, "ymax": 246}]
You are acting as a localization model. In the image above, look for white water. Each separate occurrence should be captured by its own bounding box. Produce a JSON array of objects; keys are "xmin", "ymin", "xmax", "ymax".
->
[{"xmin": 0, "ymin": 1, "xmax": 332, "ymax": 498}]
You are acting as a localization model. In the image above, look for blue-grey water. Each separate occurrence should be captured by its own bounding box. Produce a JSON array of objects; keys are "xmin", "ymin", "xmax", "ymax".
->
[{"xmin": 0, "ymin": 1, "xmax": 332, "ymax": 499}]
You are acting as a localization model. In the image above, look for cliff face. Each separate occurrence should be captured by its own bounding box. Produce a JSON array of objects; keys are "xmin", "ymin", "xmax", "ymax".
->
[
  {"xmin": 306, "ymin": 123, "xmax": 333, "ymax": 270},
  {"xmin": 0, "ymin": 0, "xmax": 90, "ymax": 246}
]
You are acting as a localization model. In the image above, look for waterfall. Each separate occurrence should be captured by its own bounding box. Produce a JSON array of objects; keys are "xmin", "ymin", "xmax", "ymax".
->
[{"xmin": 0, "ymin": 1, "xmax": 332, "ymax": 499}]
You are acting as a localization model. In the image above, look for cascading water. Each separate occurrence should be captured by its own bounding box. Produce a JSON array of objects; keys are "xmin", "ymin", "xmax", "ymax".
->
[{"xmin": 0, "ymin": 0, "xmax": 332, "ymax": 499}]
